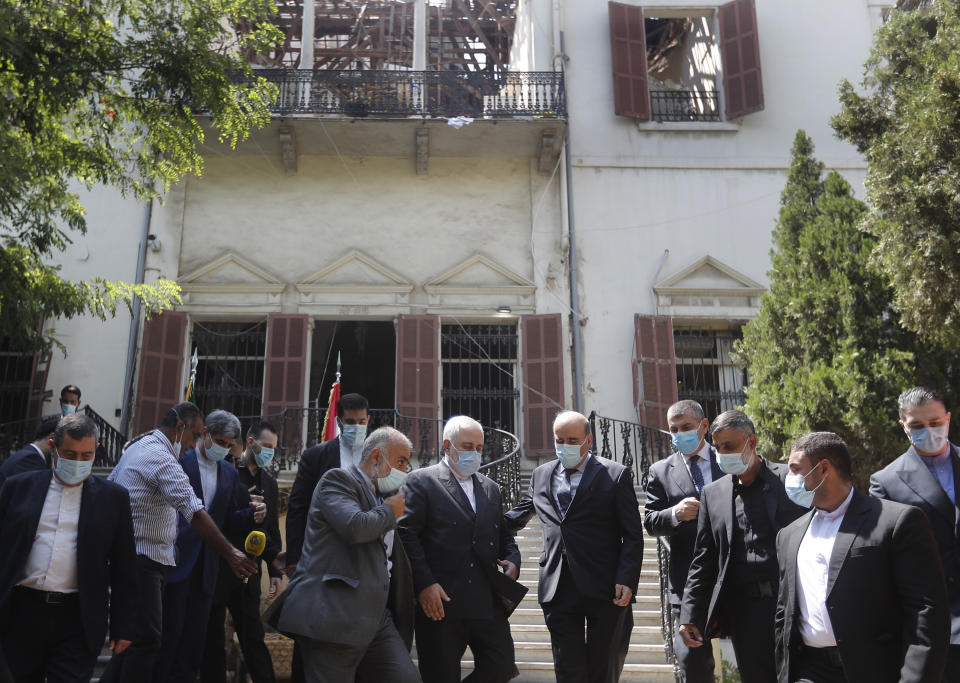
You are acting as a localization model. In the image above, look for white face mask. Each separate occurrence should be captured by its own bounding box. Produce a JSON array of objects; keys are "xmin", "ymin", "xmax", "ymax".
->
[
  {"xmin": 555, "ymin": 440, "xmax": 585, "ymax": 469},
  {"xmin": 54, "ymin": 448, "xmax": 92, "ymax": 485},
  {"xmin": 718, "ymin": 439, "xmax": 754, "ymax": 476},
  {"xmin": 377, "ymin": 467, "xmax": 408, "ymax": 494}
]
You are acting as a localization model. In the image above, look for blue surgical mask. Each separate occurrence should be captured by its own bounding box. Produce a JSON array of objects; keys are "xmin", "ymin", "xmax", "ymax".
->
[
  {"xmin": 254, "ymin": 447, "xmax": 275, "ymax": 468},
  {"xmin": 671, "ymin": 429, "xmax": 702, "ymax": 455},
  {"xmin": 204, "ymin": 436, "xmax": 230, "ymax": 462},
  {"xmin": 718, "ymin": 442, "xmax": 754, "ymax": 476},
  {"xmin": 61, "ymin": 403, "xmax": 77, "ymax": 416},
  {"xmin": 908, "ymin": 425, "xmax": 949, "ymax": 454},
  {"xmin": 784, "ymin": 465, "xmax": 825, "ymax": 508},
  {"xmin": 555, "ymin": 441, "xmax": 585, "ymax": 469},
  {"xmin": 54, "ymin": 449, "xmax": 92, "ymax": 485},
  {"xmin": 341, "ymin": 424, "xmax": 367, "ymax": 448},
  {"xmin": 450, "ymin": 445, "xmax": 480, "ymax": 477}
]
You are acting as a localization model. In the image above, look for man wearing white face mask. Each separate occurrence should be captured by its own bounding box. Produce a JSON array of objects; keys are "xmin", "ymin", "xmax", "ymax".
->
[
  {"xmin": 0, "ymin": 414, "xmax": 138, "ymax": 683},
  {"xmin": 870, "ymin": 386, "xmax": 960, "ymax": 679},
  {"xmin": 679, "ymin": 410, "xmax": 804, "ymax": 683},
  {"xmin": 399, "ymin": 415, "xmax": 521, "ymax": 683}
]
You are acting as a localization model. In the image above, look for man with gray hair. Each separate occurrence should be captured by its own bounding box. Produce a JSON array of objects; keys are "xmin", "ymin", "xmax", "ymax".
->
[
  {"xmin": 679, "ymin": 409, "xmax": 804, "ymax": 683},
  {"xmin": 398, "ymin": 415, "xmax": 520, "ymax": 683},
  {"xmin": 644, "ymin": 399, "xmax": 723, "ymax": 682},
  {"xmin": 870, "ymin": 386, "xmax": 960, "ymax": 678},
  {"xmin": 155, "ymin": 409, "xmax": 266, "ymax": 683},
  {"xmin": 273, "ymin": 426, "xmax": 419, "ymax": 682}
]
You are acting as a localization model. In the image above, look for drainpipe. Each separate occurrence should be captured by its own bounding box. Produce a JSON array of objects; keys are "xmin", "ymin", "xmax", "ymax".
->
[
  {"xmin": 120, "ymin": 198, "xmax": 153, "ymax": 437},
  {"xmin": 560, "ymin": 30, "xmax": 583, "ymax": 414}
]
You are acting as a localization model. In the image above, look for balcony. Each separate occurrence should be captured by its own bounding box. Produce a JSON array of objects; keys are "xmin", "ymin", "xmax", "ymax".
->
[
  {"xmin": 649, "ymin": 90, "xmax": 720, "ymax": 123},
  {"xmin": 239, "ymin": 69, "xmax": 566, "ymax": 119}
]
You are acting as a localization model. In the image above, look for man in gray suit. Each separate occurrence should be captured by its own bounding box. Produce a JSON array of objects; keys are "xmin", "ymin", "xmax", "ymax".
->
[{"xmin": 274, "ymin": 426, "xmax": 420, "ymax": 683}]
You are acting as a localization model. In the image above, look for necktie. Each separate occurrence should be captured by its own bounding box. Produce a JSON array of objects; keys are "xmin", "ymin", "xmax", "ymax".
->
[
  {"xmin": 689, "ymin": 454, "xmax": 705, "ymax": 495},
  {"xmin": 557, "ymin": 469, "xmax": 574, "ymax": 516}
]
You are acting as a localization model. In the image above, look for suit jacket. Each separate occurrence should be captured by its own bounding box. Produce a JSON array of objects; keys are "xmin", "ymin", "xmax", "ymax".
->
[
  {"xmin": 0, "ymin": 471, "xmax": 138, "ymax": 654},
  {"xmin": 679, "ymin": 458, "xmax": 804, "ymax": 631},
  {"xmin": 388, "ymin": 530, "xmax": 416, "ymax": 651},
  {"xmin": 285, "ymin": 437, "xmax": 340, "ymax": 566},
  {"xmin": 870, "ymin": 443, "xmax": 960, "ymax": 643},
  {"xmin": 775, "ymin": 491, "xmax": 949, "ymax": 683},
  {"xmin": 0, "ymin": 445, "xmax": 47, "ymax": 488},
  {"xmin": 643, "ymin": 447, "xmax": 723, "ymax": 606},
  {"xmin": 168, "ymin": 449, "xmax": 253, "ymax": 594},
  {"xmin": 398, "ymin": 462, "xmax": 521, "ymax": 620},
  {"xmin": 504, "ymin": 454, "xmax": 644, "ymax": 604},
  {"xmin": 276, "ymin": 466, "xmax": 396, "ymax": 647}
]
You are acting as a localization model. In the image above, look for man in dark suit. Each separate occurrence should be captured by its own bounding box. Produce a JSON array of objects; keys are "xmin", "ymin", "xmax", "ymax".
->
[
  {"xmin": 155, "ymin": 410, "xmax": 264, "ymax": 683},
  {"xmin": 644, "ymin": 399, "xmax": 722, "ymax": 682},
  {"xmin": 0, "ymin": 415, "xmax": 58, "ymax": 487},
  {"xmin": 399, "ymin": 415, "xmax": 520, "ymax": 683},
  {"xmin": 776, "ymin": 431, "xmax": 949, "ymax": 683},
  {"xmin": 0, "ymin": 413, "xmax": 138, "ymax": 682},
  {"xmin": 870, "ymin": 386, "xmax": 960, "ymax": 680},
  {"xmin": 504, "ymin": 410, "xmax": 644, "ymax": 683},
  {"xmin": 679, "ymin": 410, "xmax": 805, "ymax": 683}
]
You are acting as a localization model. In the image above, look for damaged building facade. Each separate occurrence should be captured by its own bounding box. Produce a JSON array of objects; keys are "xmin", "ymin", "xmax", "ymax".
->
[{"xmin": 7, "ymin": 0, "xmax": 896, "ymax": 464}]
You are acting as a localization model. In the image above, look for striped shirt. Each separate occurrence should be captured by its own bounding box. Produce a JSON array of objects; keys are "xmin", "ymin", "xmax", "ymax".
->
[{"xmin": 108, "ymin": 429, "xmax": 204, "ymax": 565}]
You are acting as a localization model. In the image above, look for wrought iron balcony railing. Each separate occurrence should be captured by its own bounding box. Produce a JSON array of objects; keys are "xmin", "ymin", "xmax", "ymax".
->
[
  {"xmin": 649, "ymin": 90, "xmax": 720, "ymax": 123},
  {"xmin": 236, "ymin": 69, "xmax": 566, "ymax": 119}
]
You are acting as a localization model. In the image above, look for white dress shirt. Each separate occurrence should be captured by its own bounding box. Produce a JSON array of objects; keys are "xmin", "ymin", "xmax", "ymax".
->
[
  {"xmin": 552, "ymin": 454, "xmax": 592, "ymax": 511},
  {"xmin": 670, "ymin": 441, "xmax": 714, "ymax": 526},
  {"xmin": 356, "ymin": 465, "xmax": 394, "ymax": 577},
  {"xmin": 796, "ymin": 486, "xmax": 856, "ymax": 647},
  {"xmin": 443, "ymin": 457, "xmax": 476, "ymax": 512},
  {"xmin": 339, "ymin": 438, "xmax": 364, "ymax": 470},
  {"xmin": 197, "ymin": 451, "xmax": 219, "ymax": 507},
  {"xmin": 19, "ymin": 475, "xmax": 83, "ymax": 593}
]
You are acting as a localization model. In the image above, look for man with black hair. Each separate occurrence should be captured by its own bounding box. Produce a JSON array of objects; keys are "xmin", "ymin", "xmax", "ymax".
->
[
  {"xmin": 870, "ymin": 386, "xmax": 960, "ymax": 679},
  {"xmin": 59, "ymin": 385, "xmax": 81, "ymax": 417},
  {"xmin": 0, "ymin": 414, "xmax": 138, "ymax": 683},
  {"xmin": 776, "ymin": 431, "xmax": 948, "ymax": 683},
  {"xmin": 201, "ymin": 421, "xmax": 283, "ymax": 683},
  {"xmin": 101, "ymin": 403, "xmax": 257, "ymax": 683},
  {"xmin": 0, "ymin": 415, "xmax": 59, "ymax": 486}
]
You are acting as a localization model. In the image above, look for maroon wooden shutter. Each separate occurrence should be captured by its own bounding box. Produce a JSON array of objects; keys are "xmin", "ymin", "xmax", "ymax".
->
[
  {"xmin": 262, "ymin": 314, "xmax": 309, "ymax": 416},
  {"xmin": 134, "ymin": 311, "xmax": 188, "ymax": 435},
  {"xmin": 633, "ymin": 314, "xmax": 678, "ymax": 431},
  {"xmin": 396, "ymin": 315, "xmax": 440, "ymax": 456},
  {"xmin": 608, "ymin": 2, "xmax": 650, "ymax": 120},
  {"xmin": 719, "ymin": 0, "xmax": 764, "ymax": 119},
  {"xmin": 522, "ymin": 314, "xmax": 565, "ymax": 459}
]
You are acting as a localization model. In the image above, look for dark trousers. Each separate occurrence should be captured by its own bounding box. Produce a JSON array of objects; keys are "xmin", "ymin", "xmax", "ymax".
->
[
  {"xmin": 726, "ymin": 593, "xmax": 777, "ymax": 683},
  {"xmin": 290, "ymin": 642, "xmax": 305, "ymax": 683},
  {"xmin": 200, "ymin": 576, "xmax": 275, "ymax": 683},
  {"xmin": 414, "ymin": 605, "xmax": 515, "ymax": 683},
  {"xmin": 299, "ymin": 609, "xmax": 419, "ymax": 683},
  {"xmin": 101, "ymin": 554, "xmax": 169, "ymax": 683},
  {"xmin": 0, "ymin": 588, "xmax": 93, "ymax": 683},
  {"xmin": 793, "ymin": 645, "xmax": 846, "ymax": 683},
  {"xmin": 946, "ymin": 645, "xmax": 960, "ymax": 682},
  {"xmin": 155, "ymin": 557, "xmax": 215, "ymax": 683},
  {"xmin": 540, "ymin": 562, "xmax": 632, "ymax": 683},
  {"xmin": 671, "ymin": 604, "xmax": 714, "ymax": 683}
]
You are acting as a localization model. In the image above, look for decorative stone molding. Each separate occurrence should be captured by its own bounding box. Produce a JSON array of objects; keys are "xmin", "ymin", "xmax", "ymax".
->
[
  {"xmin": 424, "ymin": 253, "xmax": 536, "ymax": 297},
  {"xmin": 653, "ymin": 255, "xmax": 765, "ymax": 319},
  {"xmin": 178, "ymin": 252, "xmax": 285, "ymax": 295},
  {"xmin": 296, "ymin": 249, "xmax": 415, "ymax": 296}
]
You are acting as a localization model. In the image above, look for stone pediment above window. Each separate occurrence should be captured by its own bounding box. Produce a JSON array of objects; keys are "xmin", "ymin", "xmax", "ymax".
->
[
  {"xmin": 654, "ymin": 255, "xmax": 765, "ymax": 319},
  {"xmin": 178, "ymin": 252, "xmax": 285, "ymax": 294},
  {"xmin": 424, "ymin": 254, "xmax": 536, "ymax": 297},
  {"xmin": 296, "ymin": 249, "xmax": 414, "ymax": 295}
]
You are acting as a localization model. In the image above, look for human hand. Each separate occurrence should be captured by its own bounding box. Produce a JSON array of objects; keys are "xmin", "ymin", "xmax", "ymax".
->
[
  {"xmin": 613, "ymin": 584, "xmax": 632, "ymax": 606},
  {"xmin": 497, "ymin": 559, "xmax": 519, "ymax": 580},
  {"xmin": 679, "ymin": 623, "xmax": 704, "ymax": 648},
  {"xmin": 109, "ymin": 639, "xmax": 132, "ymax": 654},
  {"xmin": 673, "ymin": 497, "xmax": 701, "ymax": 522},
  {"xmin": 228, "ymin": 548, "xmax": 257, "ymax": 581},
  {"xmin": 268, "ymin": 577, "xmax": 283, "ymax": 599},
  {"xmin": 385, "ymin": 492, "xmax": 405, "ymax": 518},
  {"xmin": 284, "ymin": 562, "xmax": 297, "ymax": 579},
  {"xmin": 418, "ymin": 583, "xmax": 451, "ymax": 621},
  {"xmin": 251, "ymin": 500, "xmax": 267, "ymax": 524}
]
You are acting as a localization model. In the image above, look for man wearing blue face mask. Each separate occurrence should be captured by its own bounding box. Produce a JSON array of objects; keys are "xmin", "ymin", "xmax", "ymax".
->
[
  {"xmin": 398, "ymin": 415, "xmax": 521, "ymax": 683},
  {"xmin": 679, "ymin": 410, "xmax": 804, "ymax": 683},
  {"xmin": 870, "ymin": 386, "xmax": 960, "ymax": 679},
  {"xmin": 156, "ymin": 410, "xmax": 266, "ymax": 683},
  {"xmin": 59, "ymin": 385, "xmax": 82, "ymax": 417}
]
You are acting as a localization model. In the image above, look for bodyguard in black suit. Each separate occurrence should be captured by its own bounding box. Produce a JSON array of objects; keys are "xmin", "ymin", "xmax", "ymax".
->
[
  {"xmin": 679, "ymin": 410, "xmax": 805, "ymax": 683},
  {"xmin": 0, "ymin": 415, "xmax": 58, "ymax": 487},
  {"xmin": 644, "ymin": 400, "xmax": 722, "ymax": 682},
  {"xmin": 0, "ymin": 414, "xmax": 138, "ymax": 683},
  {"xmin": 870, "ymin": 386, "xmax": 960, "ymax": 680},
  {"xmin": 505, "ymin": 410, "xmax": 644, "ymax": 683},
  {"xmin": 777, "ymin": 431, "xmax": 949, "ymax": 683},
  {"xmin": 398, "ymin": 415, "xmax": 521, "ymax": 683}
]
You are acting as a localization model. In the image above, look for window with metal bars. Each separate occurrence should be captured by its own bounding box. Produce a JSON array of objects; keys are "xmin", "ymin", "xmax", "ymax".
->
[
  {"xmin": 674, "ymin": 328, "xmax": 746, "ymax": 421},
  {"xmin": 441, "ymin": 324, "xmax": 519, "ymax": 434},
  {"xmin": 190, "ymin": 321, "xmax": 267, "ymax": 420}
]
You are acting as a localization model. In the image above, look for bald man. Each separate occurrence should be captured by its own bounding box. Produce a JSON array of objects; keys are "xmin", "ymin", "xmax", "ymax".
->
[{"xmin": 505, "ymin": 411, "xmax": 644, "ymax": 683}]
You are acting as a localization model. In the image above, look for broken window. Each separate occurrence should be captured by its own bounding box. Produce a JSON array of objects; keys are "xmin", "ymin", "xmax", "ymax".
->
[
  {"xmin": 190, "ymin": 321, "xmax": 268, "ymax": 419},
  {"xmin": 644, "ymin": 14, "xmax": 720, "ymax": 122}
]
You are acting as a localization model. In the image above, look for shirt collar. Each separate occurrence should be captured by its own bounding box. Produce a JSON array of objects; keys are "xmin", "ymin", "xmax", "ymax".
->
[
  {"xmin": 154, "ymin": 429, "xmax": 178, "ymax": 458},
  {"xmin": 559, "ymin": 452, "xmax": 592, "ymax": 474},
  {"xmin": 814, "ymin": 486, "xmax": 855, "ymax": 522},
  {"xmin": 29, "ymin": 443, "xmax": 45, "ymax": 459},
  {"xmin": 913, "ymin": 444, "xmax": 952, "ymax": 468},
  {"xmin": 442, "ymin": 456, "xmax": 472, "ymax": 482}
]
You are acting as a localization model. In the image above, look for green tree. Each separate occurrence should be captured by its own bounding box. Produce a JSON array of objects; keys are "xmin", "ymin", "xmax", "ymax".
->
[
  {"xmin": 832, "ymin": 0, "xmax": 960, "ymax": 341},
  {"xmin": 736, "ymin": 131, "xmax": 960, "ymax": 485},
  {"xmin": 0, "ymin": 0, "xmax": 282, "ymax": 352}
]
